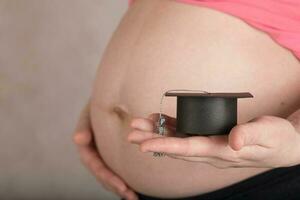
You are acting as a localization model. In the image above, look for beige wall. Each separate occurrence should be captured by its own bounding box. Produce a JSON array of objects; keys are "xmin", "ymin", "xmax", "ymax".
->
[{"xmin": 0, "ymin": 0, "xmax": 127, "ymax": 199}]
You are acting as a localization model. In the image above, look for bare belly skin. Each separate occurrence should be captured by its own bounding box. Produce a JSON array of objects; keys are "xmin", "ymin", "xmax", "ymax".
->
[{"xmin": 90, "ymin": 0, "xmax": 300, "ymax": 198}]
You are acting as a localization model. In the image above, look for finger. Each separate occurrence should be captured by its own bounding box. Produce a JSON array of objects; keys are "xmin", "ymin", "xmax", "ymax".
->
[
  {"xmin": 148, "ymin": 113, "xmax": 177, "ymax": 127},
  {"xmin": 73, "ymin": 130, "xmax": 92, "ymax": 146},
  {"xmin": 130, "ymin": 113, "xmax": 177, "ymax": 132},
  {"xmin": 79, "ymin": 145, "xmax": 128, "ymax": 195},
  {"xmin": 104, "ymin": 181, "xmax": 138, "ymax": 200},
  {"xmin": 100, "ymin": 180, "xmax": 126, "ymax": 198},
  {"xmin": 98, "ymin": 173, "xmax": 131, "ymax": 199},
  {"xmin": 73, "ymin": 102, "xmax": 92, "ymax": 146},
  {"xmin": 228, "ymin": 116, "xmax": 280, "ymax": 151},
  {"xmin": 130, "ymin": 117, "xmax": 156, "ymax": 132},
  {"xmin": 128, "ymin": 130, "xmax": 164, "ymax": 144},
  {"xmin": 228, "ymin": 123, "xmax": 263, "ymax": 151},
  {"xmin": 123, "ymin": 189, "xmax": 139, "ymax": 200},
  {"xmin": 140, "ymin": 136, "xmax": 221, "ymax": 157},
  {"xmin": 127, "ymin": 126, "xmax": 177, "ymax": 144},
  {"xmin": 92, "ymin": 160, "xmax": 129, "ymax": 197},
  {"xmin": 101, "ymin": 181, "xmax": 121, "ymax": 196},
  {"xmin": 73, "ymin": 102, "xmax": 134, "ymax": 197},
  {"xmin": 139, "ymin": 134, "xmax": 245, "ymax": 163}
]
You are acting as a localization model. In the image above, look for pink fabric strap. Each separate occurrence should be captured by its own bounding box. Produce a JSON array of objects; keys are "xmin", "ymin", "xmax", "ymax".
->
[{"xmin": 128, "ymin": 0, "xmax": 300, "ymax": 60}]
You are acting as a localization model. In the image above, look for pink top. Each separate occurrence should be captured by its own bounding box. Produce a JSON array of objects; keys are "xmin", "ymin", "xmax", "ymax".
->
[{"xmin": 128, "ymin": 0, "xmax": 300, "ymax": 60}]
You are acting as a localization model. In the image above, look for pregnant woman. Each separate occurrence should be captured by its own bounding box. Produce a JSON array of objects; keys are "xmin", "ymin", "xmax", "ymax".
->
[{"xmin": 73, "ymin": 0, "xmax": 300, "ymax": 199}]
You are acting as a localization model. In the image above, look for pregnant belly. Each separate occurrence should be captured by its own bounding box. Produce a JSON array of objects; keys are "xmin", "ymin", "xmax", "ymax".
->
[{"xmin": 90, "ymin": 0, "xmax": 300, "ymax": 198}]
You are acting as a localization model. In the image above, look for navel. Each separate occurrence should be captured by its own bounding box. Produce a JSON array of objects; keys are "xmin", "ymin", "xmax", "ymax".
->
[{"xmin": 112, "ymin": 104, "xmax": 130, "ymax": 121}]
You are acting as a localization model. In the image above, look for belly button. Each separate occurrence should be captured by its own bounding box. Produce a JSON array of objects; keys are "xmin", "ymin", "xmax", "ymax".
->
[{"xmin": 112, "ymin": 104, "xmax": 130, "ymax": 121}]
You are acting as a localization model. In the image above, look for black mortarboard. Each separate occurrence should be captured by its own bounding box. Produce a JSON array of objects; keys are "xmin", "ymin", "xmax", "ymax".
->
[{"xmin": 165, "ymin": 91, "xmax": 253, "ymax": 136}]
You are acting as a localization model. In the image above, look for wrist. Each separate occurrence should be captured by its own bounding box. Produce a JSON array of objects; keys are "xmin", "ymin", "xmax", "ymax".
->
[{"xmin": 286, "ymin": 110, "xmax": 300, "ymax": 166}]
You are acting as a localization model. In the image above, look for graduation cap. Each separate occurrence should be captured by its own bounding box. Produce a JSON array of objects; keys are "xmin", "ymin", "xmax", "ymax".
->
[{"xmin": 164, "ymin": 90, "xmax": 253, "ymax": 136}]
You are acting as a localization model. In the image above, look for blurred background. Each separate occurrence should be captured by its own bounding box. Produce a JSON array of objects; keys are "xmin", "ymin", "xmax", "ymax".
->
[{"xmin": 0, "ymin": 0, "xmax": 128, "ymax": 199}]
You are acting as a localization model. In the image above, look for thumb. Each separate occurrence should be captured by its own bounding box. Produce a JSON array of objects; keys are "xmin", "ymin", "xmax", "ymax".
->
[
  {"xmin": 228, "ymin": 116, "xmax": 280, "ymax": 151},
  {"xmin": 228, "ymin": 120, "xmax": 263, "ymax": 151}
]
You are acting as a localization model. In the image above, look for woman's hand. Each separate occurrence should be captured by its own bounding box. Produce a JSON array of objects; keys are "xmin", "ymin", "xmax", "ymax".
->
[
  {"xmin": 127, "ymin": 112, "xmax": 300, "ymax": 169},
  {"xmin": 73, "ymin": 101, "xmax": 138, "ymax": 200}
]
